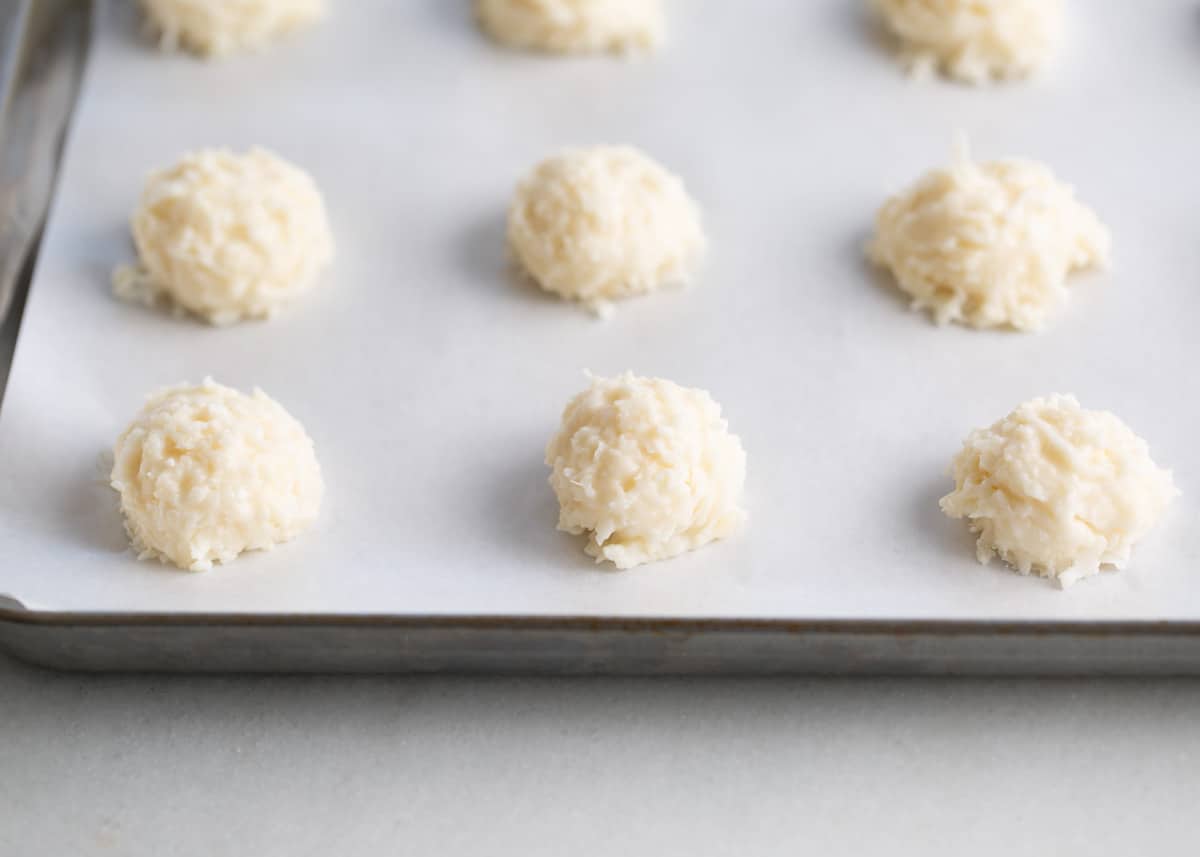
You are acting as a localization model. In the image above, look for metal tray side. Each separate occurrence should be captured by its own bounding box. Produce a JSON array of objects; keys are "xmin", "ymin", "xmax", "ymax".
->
[
  {"xmin": 4, "ymin": 609, "xmax": 1200, "ymax": 675},
  {"xmin": 0, "ymin": 0, "xmax": 91, "ymax": 395}
]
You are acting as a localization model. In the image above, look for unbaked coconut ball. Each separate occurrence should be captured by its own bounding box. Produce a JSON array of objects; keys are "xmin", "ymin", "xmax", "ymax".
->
[
  {"xmin": 140, "ymin": 0, "xmax": 325, "ymax": 57},
  {"xmin": 508, "ymin": 146, "xmax": 705, "ymax": 314},
  {"xmin": 940, "ymin": 395, "xmax": 1176, "ymax": 588},
  {"xmin": 114, "ymin": 147, "xmax": 334, "ymax": 326},
  {"xmin": 873, "ymin": 0, "xmax": 1062, "ymax": 84},
  {"xmin": 476, "ymin": 0, "xmax": 664, "ymax": 55},
  {"xmin": 867, "ymin": 141, "xmax": 1109, "ymax": 332},
  {"xmin": 110, "ymin": 379, "xmax": 323, "ymax": 572},
  {"xmin": 545, "ymin": 372, "xmax": 746, "ymax": 569}
]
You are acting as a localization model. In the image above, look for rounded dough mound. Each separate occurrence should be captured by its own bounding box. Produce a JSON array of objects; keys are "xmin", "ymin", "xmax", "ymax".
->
[
  {"xmin": 545, "ymin": 372, "xmax": 746, "ymax": 569},
  {"xmin": 140, "ymin": 0, "xmax": 324, "ymax": 57},
  {"xmin": 867, "ymin": 143, "xmax": 1109, "ymax": 332},
  {"xmin": 111, "ymin": 379, "xmax": 323, "ymax": 572},
  {"xmin": 116, "ymin": 147, "xmax": 334, "ymax": 326},
  {"xmin": 940, "ymin": 395, "xmax": 1176, "ymax": 588},
  {"xmin": 873, "ymin": 0, "xmax": 1062, "ymax": 84},
  {"xmin": 508, "ymin": 146, "xmax": 705, "ymax": 313},
  {"xmin": 476, "ymin": 0, "xmax": 664, "ymax": 54}
]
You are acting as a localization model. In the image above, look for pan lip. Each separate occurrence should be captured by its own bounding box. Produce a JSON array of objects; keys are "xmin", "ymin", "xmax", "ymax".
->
[{"xmin": 1, "ymin": 606, "xmax": 1198, "ymax": 638}]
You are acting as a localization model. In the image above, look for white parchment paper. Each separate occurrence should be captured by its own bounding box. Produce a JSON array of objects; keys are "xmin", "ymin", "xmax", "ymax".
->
[{"xmin": 1, "ymin": 0, "xmax": 1198, "ymax": 616}]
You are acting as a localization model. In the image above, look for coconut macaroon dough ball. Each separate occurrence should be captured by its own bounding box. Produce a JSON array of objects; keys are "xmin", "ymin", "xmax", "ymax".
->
[
  {"xmin": 115, "ymin": 147, "xmax": 334, "ymax": 326},
  {"xmin": 545, "ymin": 372, "xmax": 746, "ymax": 569},
  {"xmin": 140, "ymin": 0, "xmax": 325, "ymax": 57},
  {"xmin": 110, "ymin": 379, "xmax": 323, "ymax": 572},
  {"xmin": 476, "ymin": 0, "xmax": 664, "ymax": 55},
  {"xmin": 873, "ymin": 0, "xmax": 1062, "ymax": 84},
  {"xmin": 867, "ymin": 141, "xmax": 1110, "ymax": 332},
  {"xmin": 508, "ymin": 146, "xmax": 705, "ymax": 314},
  {"xmin": 940, "ymin": 395, "xmax": 1177, "ymax": 588}
]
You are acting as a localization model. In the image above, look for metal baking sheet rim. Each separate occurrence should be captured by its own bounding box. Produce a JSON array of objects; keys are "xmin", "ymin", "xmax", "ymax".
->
[
  {"xmin": 5, "ymin": 3, "xmax": 1200, "ymax": 675},
  {"xmin": 5, "ymin": 607, "xmax": 1200, "ymax": 674}
]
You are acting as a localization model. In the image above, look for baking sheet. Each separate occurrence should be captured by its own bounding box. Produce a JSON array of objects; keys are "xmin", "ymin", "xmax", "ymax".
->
[{"xmin": 1, "ymin": 0, "xmax": 1198, "ymax": 620}]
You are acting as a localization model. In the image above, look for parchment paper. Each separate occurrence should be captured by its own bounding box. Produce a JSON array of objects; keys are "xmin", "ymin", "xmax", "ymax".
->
[{"xmin": 1, "ymin": 0, "xmax": 1198, "ymax": 616}]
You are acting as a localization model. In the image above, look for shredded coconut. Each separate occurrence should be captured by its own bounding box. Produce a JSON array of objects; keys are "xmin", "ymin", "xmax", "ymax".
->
[
  {"xmin": 867, "ymin": 139, "xmax": 1110, "ymax": 332},
  {"xmin": 476, "ymin": 0, "xmax": 664, "ymax": 54},
  {"xmin": 111, "ymin": 379, "xmax": 323, "ymax": 572},
  {"xmin": 940, "ymin": 395, "xmax": 1177, "ymax": 588},
  {"xmin": 115, "ymin": 147, "xmax": 334, "ymax": 326},
  {"xmin": 873, "ymin": 0, "xmax": 1062, "ymax": 84},
  {"xmin": 140, "ymin": 0, "xmax": 324, "ymax": 57},
  {"xmin": 508, "ymin": 145, "xmax": 705, "ymax": 313},
  {"xmin": 545, "ymin": 372, "xmax": 746, "ymax": 569}
]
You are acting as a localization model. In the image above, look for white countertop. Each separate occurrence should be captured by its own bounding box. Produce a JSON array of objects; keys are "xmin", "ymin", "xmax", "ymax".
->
[{"xmin": 2, "ymin": 655, "xmax": 1196, "ymax": 855}]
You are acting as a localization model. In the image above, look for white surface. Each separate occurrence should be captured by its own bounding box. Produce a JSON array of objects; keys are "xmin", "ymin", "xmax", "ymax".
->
[
  {"xmin": 1, "ymin": 0, "xmax": 1199, "ymax": 616},
  {"xmin": 2, "ymin": 655, "xmax": 1200, "ymax": 856}
]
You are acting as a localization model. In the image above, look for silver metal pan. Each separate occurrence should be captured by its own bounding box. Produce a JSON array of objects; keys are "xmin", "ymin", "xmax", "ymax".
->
[{"xmin": 4, "ymin": 2, "xmax": 1200, "ymax": 674}]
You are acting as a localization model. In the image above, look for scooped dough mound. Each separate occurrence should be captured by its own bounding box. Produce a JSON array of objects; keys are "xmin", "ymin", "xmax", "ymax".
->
[
  {"xmin": 140, "ymin": 0, "xmax": 324, "ymax": 56},
  {"xmin": 940, "ymin": 395, "xmax": 1176, "ymax": 587},
  {"xmin": 873, "ymin": 0, "xmax": 1062, "ymax": 84},
  {"xmin": 476, "ymin": 0, "xmax": 664, "ymax": 54},
  {"xmin": 867, "ymin": 143, "xmax": 1109, "ymax": 332},
  {"xmin": 508, "ymin": 146, "xmax": 705, "ymax": 313},
  {"xmin": 545, "ymin": 372, "xmax": 746, "ymax": 569},
  {"xmin": 115, "ymin": 147, "xmax": 334, "ymax": 325},
  {"xmin": 110, "ymin": 379, "xmax": 323, "ymax": 572}
]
